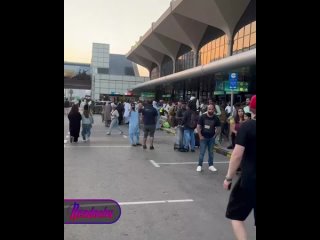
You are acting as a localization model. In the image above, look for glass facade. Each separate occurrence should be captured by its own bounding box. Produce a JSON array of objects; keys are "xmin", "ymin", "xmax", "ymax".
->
[
  {"xmin": 161, "ymin": 56, "xmax": 173, "ymax": 77},
  {"xmin": 198, "ymin": 35, "xmax": 228, "ymax": 65},
  {"xmin": 233, "ymin": 20, "xmax": 256, "ymax": 54},
  {"xmin": 175, "ymin": 50, "xmax": 195, "ymax": 72},
  {"xmin": 97, "ymin": 68, "xmax": 109, "ymax": 74},
  {"xmin": 150, "ymin": 66, "xmax": 159, "ymax": 80}
]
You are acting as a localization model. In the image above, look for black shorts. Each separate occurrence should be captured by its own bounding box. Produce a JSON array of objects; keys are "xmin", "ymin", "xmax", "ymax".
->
[
  {"xmin": 226, "ymin": 178, "xmax": 256, "ymax": 226},
  {"xmin": 143, "ymin": 125, "xmax": 156, "ymax": 138}
]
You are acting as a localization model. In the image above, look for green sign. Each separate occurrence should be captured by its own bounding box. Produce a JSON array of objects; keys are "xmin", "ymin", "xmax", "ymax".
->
[
  {"xmin": 141, "ymin": 92, "xmax": 155, "ymax": 98},
  {"xmin": 225, "ymin": 91, "xmax": 239, "ymax": 94},
  {"xmin": 223, "ymin": 81, "xmax": 248, "ymax": 92},
  {"xmin": 214, "ymin": 91, "xmax": 225, "ymax": 95},
  {"xmin": 215, "ymin": 80, "xmax": 224, "ymax": 92}
]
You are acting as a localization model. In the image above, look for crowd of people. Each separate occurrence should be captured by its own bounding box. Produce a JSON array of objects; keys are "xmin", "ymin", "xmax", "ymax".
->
[{"xmin": 64, "ymin": 94, "xmax": 256, "ymax": 240}]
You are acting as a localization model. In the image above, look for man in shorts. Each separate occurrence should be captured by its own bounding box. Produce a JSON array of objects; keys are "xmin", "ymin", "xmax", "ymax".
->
[
  {"xmin": 223, "ymin": 95, "xmax": 256, "ymax": 240},
  {"xmin": 141, "ymin": 100, "xmax": 158, "ymax": 150}
]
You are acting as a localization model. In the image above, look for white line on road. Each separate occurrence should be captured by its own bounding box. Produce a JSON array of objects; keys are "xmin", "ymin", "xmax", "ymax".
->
[
  {"xmin": 149, "ymin": 160, "xmax": 160, "ymax": 167},
  {"xmin": 158, "ymin": 161, "xmax": 229, "ymax": 165},
  {"xmin": 123, "ymin": 135, "xmax": 128, "ymax": 138},
  {"xmin": 64, "ymin": 145, "xmax": 132, "ymax": 148},
  {"xmin": 64, "ymin": 199, "xmax": 194, "ymax": 208},
  {"xmin": 119, "ymin": 199, "xmax": 194, "ymax": 205}
]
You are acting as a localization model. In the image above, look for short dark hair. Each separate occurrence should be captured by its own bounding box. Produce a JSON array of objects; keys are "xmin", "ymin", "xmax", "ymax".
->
[{"xmin": 245, "ymin": 112, "xmax": 251, "ymax": 118}]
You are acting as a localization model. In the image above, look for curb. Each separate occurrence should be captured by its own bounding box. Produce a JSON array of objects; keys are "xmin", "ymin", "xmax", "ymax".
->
[{"xmin": 161, "ymin": 127, "xmax": 232, "ymax": 158}]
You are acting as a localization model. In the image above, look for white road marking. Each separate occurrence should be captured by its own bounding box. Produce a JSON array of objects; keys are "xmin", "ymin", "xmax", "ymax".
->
[
  {"xmin": 158, "ymin": 161, "xmax": 229, "ymax": 165},
  {"xmin": 64, "ymin": 145, "xmax": 132, "ymax": 148},
  {"xmin": 119, "ymin": 199, "xmax": 194, "ymax": 205},
  {"xmin": 64, "ymin": 140, "xmax": 68, "ymax": 144},
  {"xmin": 149, "ymin": 160, "xmax": 160, "ymax": 167},
  {"xmin": 123, "ymin": 135, "xmax": 128, "ymax": 138},
  {"xmin": 64, "ymin": 199, "xmax": 194, "ymax": 208}
]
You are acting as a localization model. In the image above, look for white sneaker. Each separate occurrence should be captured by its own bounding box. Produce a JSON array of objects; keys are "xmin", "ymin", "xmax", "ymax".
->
[
  {"xmin": 196, "ymin": 166, "xmax": 202, "ymax": 172},
  {"xmin": 208, "ymin": 166, "xmax": 217, "ymax": 172}
]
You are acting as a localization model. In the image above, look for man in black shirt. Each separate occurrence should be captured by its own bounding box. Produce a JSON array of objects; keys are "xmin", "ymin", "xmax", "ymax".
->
[
  {"xmin": 141, "ymin": 100, "xmax": 158, "ymax": 150},
  {"xmin": 196, "ymin": 104, "xmax": 221, "ymax": 172},
  {"xmin": 224, "ymin": 95, "xmax": 256, "ymax": 240}
]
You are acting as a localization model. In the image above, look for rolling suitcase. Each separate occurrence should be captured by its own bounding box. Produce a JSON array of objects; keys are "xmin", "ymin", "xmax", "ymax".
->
[{"xmin": 174, "ymin": 126, "xmax": 184, "ymax": 150}]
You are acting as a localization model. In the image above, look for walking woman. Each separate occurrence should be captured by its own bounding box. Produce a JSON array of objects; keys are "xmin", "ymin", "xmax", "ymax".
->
[
  {"xmin": 81, "ymin": 104, "xmax": 94, "ymax": 141},
  {"xmin": 68, "ymin": 104, "xmax": 82, "ymax": 143},
  {"xmin": 106, "ymin": 103, "xmax": 123, "ymax": 135}
]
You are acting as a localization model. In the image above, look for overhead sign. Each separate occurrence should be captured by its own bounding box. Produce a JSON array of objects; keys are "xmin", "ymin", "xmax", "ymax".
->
[
  {"xmin": 229, "ymin": 73, "xmax": 238, "ymax": 89},
  {"xmin": 141, "ymin": 92, "xmax": 155, "ymax": 98}
]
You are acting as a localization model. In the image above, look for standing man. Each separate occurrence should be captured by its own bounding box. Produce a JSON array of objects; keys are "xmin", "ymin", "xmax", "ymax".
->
[
  {"xmin": 223, "ymin": 95, "xmax": 256, "ymax": 240},
  {"xmin": 196, "ymin": 104, "xmax": 221, "ymax": 172},
  {"xmin": 128, "ymin": 102, "xmax": 141, "ymax": 146},
  {"xmin": 141, "ymin": 100, "xmax": 158, "ymax": 150},
  {"xmin": 243, "ymin": 97, "xmax": 251, "ymax": 113}
]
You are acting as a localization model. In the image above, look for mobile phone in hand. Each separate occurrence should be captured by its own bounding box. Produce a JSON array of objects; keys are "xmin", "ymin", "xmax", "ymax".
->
[{"xmin": 228, "ymin": 182, "xmax": 232, "ymax": 190}]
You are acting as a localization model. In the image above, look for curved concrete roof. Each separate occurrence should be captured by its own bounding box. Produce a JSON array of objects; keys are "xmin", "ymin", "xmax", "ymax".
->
[{"xmin": 126, "ymin": 0, "xmax": 254, "ymax": 70}]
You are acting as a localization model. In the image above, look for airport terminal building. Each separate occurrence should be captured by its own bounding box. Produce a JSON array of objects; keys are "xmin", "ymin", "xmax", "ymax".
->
[
  {"xmin": 126, "ymin": 0, "xmax": 256, "ymax": 103},
  {"xmin": 64, "ymin": 43, "xmax": 149, "ymax": 101}
]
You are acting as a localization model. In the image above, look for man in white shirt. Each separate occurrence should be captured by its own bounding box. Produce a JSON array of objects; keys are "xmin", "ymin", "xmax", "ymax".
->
[{"xmin": 243, "ymin": 98, "xmax": 251, "ymax": 113}]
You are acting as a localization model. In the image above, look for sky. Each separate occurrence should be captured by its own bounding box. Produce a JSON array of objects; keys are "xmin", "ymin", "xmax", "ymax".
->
[{"xmin": 64, "ymin": 0, "xmax": 172, "ymax": 76}]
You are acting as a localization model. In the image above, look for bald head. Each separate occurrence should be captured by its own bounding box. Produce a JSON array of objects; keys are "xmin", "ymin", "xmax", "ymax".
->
[{"xmin": 207, "ymin": 104, "xmax": 215, "ymax": 116}]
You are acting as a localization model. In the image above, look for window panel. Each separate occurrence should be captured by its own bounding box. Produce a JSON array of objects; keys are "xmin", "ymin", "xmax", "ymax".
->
[
  {"xmin": 244, "ymin": 35, "xmax": 250, "ymax": 48},
  {"xmin": 244, "ymin": 24, "xmax": 251, "ymax": 36},
  {"xmin": 215, "ymin": 47, "xmax": 219, "ymax": 59},
  {"xmin": 207, "ymin": 51, "xmax": 211, "ymax": 64},
  {"xmin": 250, "ymin": 32, "xmax": 256, "ymax": 46},
  {"xmin": 251, "ymin": 21, "xmax": 256, "ymax": 33},
  {"xmin": 238, "ymin": 28, "xmax": 244, "ymax": 38},
  {"xmin": 219, "ymin": 46, "xmax": 224, "ymax": 59},
  {"xmin": 233, "ymin": 40, "xmax": 237, "ymax": 52},
  {"xmin": 238, "ymin": 38, "xmax": 243, "ymax": 50}
]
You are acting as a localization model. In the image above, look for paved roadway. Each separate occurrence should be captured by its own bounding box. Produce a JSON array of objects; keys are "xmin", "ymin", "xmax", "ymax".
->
[{"xmin": 64, "ymin": 114, "xmax": 256, "ymax": 240}]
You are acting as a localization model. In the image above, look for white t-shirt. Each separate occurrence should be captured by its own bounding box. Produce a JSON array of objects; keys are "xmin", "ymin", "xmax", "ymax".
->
[{"xmin": 244, "ymin": 105, "xmax": 251, "ymax": 113}]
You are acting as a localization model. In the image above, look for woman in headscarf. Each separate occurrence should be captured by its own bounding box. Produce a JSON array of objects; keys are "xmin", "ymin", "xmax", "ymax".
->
[{"xmin": 68, "ymin": 104, "xmax": 82, "ymax": 143}]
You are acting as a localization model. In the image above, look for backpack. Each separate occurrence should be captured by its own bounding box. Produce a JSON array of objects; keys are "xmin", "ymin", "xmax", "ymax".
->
[{"xmin": 188, "ymin": 111, "xmax": 198, "ymax": 129}]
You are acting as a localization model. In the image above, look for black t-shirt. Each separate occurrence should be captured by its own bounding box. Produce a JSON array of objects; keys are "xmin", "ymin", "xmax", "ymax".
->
[
  {"xmin": 198, "ymin": 114, "xmax": 221, "ymax": 138},
  {"xmin": 235, "ymin": 120, "xmax": 256, "ymax": 190},
  {"xmin": 141, "ymin": 105, "xmax": 158, "ymax": 125}
]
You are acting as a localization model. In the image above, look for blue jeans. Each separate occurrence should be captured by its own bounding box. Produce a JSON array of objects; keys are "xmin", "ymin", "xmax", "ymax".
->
[
  {"xmin": 183, "ymin": 128, "xmax": 195, "ymax": 150},
  {"xmin": 198, "ymin": 137, "xmax": 215, "ymax": 166},
  {"xmin": 81, "ymin": 124, "xmax": 92, "ymax": 140}
]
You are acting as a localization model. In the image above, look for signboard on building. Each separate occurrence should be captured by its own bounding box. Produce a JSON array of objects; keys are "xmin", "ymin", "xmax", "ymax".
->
[
  {"xmin": 141, "ymin": 92, "xmax": 155, "ymax": 99},
  {"xmin": 224, "ymin": 81, "xmax": 249, "ymax": 92},
  {"xmin": 229, "ymin": 73, "xmax": 238, "ymax": 89}
]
